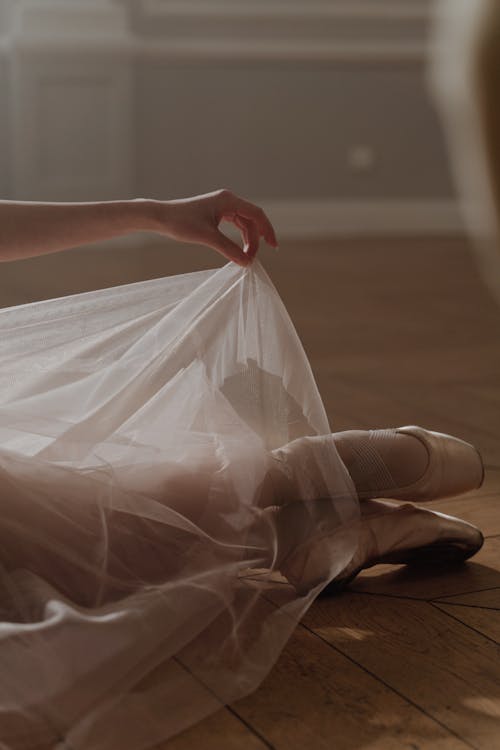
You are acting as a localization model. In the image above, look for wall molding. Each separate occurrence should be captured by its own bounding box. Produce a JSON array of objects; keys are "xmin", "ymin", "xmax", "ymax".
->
[
  {"xmin": 261, "ymin": 198, "xmax": 462, "ymax": 239},
  {"xmin": 137, "ymin": 0, "xmax": 430, "ymax": 64},
  {"xmin": 11, "ymin": 1, "xmax": 127, "ymax": 36},
  {"xmin": 135, "ymin": 38, "xmax": 426, "ymax": 64},
  {"xmin": 5, "ymin": 34, "xmax": 427, "ymax": 65},
  {"xmin": 0, "ymin": 0, "xmax": 431, "ymax": 63},
  {"xmin": 141, "ymin": 1, "xmax": 429, "ymax": 22}
]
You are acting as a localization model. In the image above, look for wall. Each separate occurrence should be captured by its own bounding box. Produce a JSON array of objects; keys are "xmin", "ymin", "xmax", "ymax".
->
[
  {"xmin": 136, "ymin": 63, "xmax": 452, "ymax": 202},
  {"xmin": 0, "ymin": 0, "xmax": 460, "ymax": 237},
  {"xmin": 0, "ymin": 54, "xmax": 9, "ymax": 197}
]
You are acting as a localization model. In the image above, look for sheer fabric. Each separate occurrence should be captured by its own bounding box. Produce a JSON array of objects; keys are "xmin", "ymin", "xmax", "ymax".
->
[{"xmin": 0, "ymin": 260, "xmax": 359, "ymax": 750}]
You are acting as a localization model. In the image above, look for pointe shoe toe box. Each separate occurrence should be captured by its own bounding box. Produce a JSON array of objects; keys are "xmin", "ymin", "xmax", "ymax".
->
[
  {"xmin": 376, "ymin": 506, "xmax": 484, "ymax": 566},
  {"xmin": 389, "ymin": 426, "xmax": 485, "ymax": 502}
]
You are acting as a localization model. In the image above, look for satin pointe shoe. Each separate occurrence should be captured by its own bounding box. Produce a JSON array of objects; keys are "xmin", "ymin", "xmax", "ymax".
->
[
  {"xmin": 259, "ymin": 498, "xmax": 359, "ymax": 597},
  {"xmin": 336, "ymin": 425, "xmax": 484, "ymax": 503},
  {"xmin": 323, "ymin": 497, "xmax": 484, "ymax": 594}
]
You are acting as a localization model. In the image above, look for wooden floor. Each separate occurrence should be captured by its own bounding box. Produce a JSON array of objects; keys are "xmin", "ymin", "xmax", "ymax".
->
[{"xmin": 2, "ymin": 235, "xmax": 500, "ymax": 749}]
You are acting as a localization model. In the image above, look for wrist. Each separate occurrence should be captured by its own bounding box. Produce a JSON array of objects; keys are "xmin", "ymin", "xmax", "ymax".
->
[{"xmin": 127, "ymin": 198, "xmax": 163, "ymax": 233}]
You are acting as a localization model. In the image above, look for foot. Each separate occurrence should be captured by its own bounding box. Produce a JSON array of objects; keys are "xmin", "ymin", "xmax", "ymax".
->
[
  {"xmin": 260, "ymin": 433, "xmax": 355, "ymax": 508},
  {"xmin": 257, "ymin": 497, "xmax": 359, "ymax": 595},
  {"xmin": 333, "ymin": 426, "xmax": 484, "ymax": 502},
  {"xmin": 323, "ymin": 497, "xmax": 484, "ymax": 594}
]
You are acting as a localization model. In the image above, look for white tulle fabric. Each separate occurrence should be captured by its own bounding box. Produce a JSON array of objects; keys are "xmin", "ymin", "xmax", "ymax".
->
[{"xmin": 0, "ymin": 260, "xmax": 359, "ymax": 750}]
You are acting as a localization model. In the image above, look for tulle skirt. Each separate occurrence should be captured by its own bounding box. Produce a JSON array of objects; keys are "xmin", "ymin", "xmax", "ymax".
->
[{"xmin": 0, "ymin": 259, "xmax": 359, "ymax": 750}]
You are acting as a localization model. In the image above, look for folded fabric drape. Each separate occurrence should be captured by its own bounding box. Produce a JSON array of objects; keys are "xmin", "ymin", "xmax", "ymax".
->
[{"xmin": 0, "ymin": 259, "xmax": 359, "ymax": 750}]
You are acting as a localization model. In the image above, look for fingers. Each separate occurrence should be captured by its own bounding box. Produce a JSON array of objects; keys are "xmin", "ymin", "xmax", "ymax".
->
[
  {"xmin": 167, "ymin": 189, "xmax": 278, "ymax": 267},
  {"xmin": 207, "ymin": 229, "xmax": 252, "ymax": 268},
  {"xmin": 234, "ymin": 215, "xmax": 260, "ymax": 260},
  {"xmin": 218, "ymin": 191, "xmax": 278, "ymax": 249}
]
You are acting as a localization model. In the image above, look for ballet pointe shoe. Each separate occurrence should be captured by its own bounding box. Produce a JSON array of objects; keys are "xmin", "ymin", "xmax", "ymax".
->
[
  {"xmin": 264, "ymin": 499, "xmax": 359, "ymax": 597},
  {"xmin": 343, "ymin": 425, "xmax": 484, "ymax": 502},
  {"xmin": 323, "ymin": 498, "xmax": 484, "ymax": 594},
  {"xmin": 383, "ymin": 426, "xmax": 484, "ymax": 502},
  {"xmin": 279, "ymin": 529, "xmax": 344, "ymax": 597}
]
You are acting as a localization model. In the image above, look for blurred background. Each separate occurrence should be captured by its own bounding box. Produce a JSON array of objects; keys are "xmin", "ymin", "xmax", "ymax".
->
[
  {"xmin": 1, "ymin": 5, "xmax": 499, "ymax": 745},
  {"xmin": 0, "ymin": 0, "xmax": 446, "ymax": 213},
  {"xmin": 0, "ymin": 0, "xmax": 460, "ymax": 293},
  {"xmin": 0, "ymin": 0, "xmax": 499, "ymax": 447}
]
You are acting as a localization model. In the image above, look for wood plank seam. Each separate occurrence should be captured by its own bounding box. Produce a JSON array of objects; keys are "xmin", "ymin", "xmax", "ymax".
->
[
  {"xmin": 297, "ymin": 621, "xmax": 479, "ymax": 749},
  {"xmin": 430, "ymin": 585, "xmax": 500, "ymax": 600},
  {"xmin": 433, "ymin": 600, "xmax": 500, "ymax": 612},
  {"xmin": 225, "ymin": 707, "xmax": 275, "ymax": 750},
  {"xmin": 250, "ymin": 589, "xmax": 476, "ymax": 745},
  {"xmin": 168, "ymin": 656, "xmax": 274, "ymax": 749},
  {"xmin": 346, "ymin": 587, "xmax": 442, "ymax": 602},
  {"xmin": 346, "ymin": 586, "xmax": 481, "ymax": 603},
  {"xmin": 430, "ymin": 602, "xmax": 500, "ymax": 647}
]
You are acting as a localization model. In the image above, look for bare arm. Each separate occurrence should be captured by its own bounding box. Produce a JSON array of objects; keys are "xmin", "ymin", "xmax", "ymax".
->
[{"xmin": 0, "ymin": 189, "xmax": 278, "ymax": 267}]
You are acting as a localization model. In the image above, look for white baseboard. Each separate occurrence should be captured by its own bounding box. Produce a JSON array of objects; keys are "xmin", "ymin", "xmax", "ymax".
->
[
  {"xmin": 260, "ymin": 199, "xmax": 463, "ymax": 238},
  {"xmin": 141, "ymin": 1, "xmax": 429, "ymax": 21}
]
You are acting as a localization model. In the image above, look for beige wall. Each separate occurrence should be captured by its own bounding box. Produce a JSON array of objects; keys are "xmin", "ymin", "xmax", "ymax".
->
[
  {"xmin": 0, "ymin": 1, "xmax": 458, "ymax": 235},
  {"xmin": 136, "ymin": 62, "xmax": 452, "ymax": 202},
  {"xmin": 0, "ymin": 58, "xmax": 9, "ymax": 197}
]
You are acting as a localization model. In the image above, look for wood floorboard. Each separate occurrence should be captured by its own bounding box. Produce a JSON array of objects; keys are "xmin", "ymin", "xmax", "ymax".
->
[
  {"xmin": 231, "ymin": 623, "xmax": 470, "ymax": 750},
  {"xmin": 302, "ymin": 593, "xmax": 500, "ymax": 750},
  {"xmin": 435, "ymin": 588, "xmax": 500, "ymax": 609},
  {"xmin": 432, "ymin": 602, "xmax": 500, "ymax": 645}
]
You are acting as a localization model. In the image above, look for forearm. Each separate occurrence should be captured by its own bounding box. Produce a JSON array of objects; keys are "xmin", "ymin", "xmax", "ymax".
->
[
  {"xmin": 0, "ymin": 199, "xmax": 159, "ymax": 261},
  {"xmin": 0, "ymin": 190, "xmax": 278, "ymax": 267}
]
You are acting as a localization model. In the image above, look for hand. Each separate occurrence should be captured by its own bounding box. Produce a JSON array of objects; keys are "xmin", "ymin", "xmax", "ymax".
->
[{"xmin": 152, "ymin": 189, "xmax": 278, "ymax": 267}]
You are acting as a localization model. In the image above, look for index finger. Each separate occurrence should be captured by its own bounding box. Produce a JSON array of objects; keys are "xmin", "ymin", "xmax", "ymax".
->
[{"xmin": 220, "ymin": 196, "xmax": 278, "ymax": 248}]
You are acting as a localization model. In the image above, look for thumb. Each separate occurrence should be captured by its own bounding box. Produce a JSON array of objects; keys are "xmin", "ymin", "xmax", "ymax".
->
[{"xmin": 208, "ymin": 229, "xmax": 251, "ymax": 267}]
